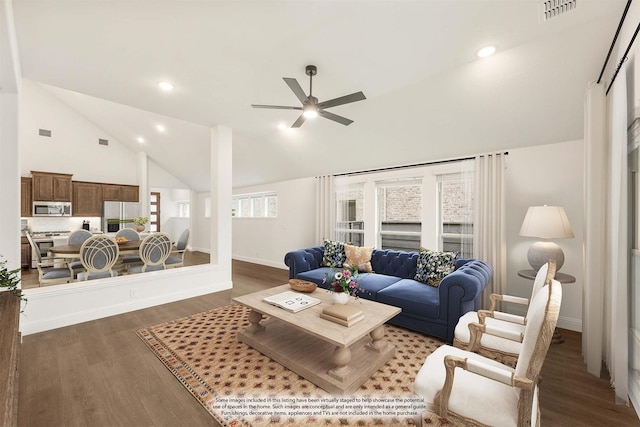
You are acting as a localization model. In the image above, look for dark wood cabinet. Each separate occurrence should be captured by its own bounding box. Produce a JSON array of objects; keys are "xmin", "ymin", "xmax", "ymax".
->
[
  {"xmin": 20, "ymin": 178, "xmax": 32, "ymax": 217},
  {"xmin": 102, "ymin": 184, "xmax": 139, "ymax": 202},
  {"xmin": 31, "ymin": 171, "xmax": 72, "ymax": 202},
  {"xmin": 21, "ymin": 236, "xmax": 31, "ymax": 268},
  {"xmin": 121, "ymin": 185, "xmax": 139, "ymax": 202},
  {"xmin": 73, "ymin": 181, "xmax": 103, "ymax": 217}
]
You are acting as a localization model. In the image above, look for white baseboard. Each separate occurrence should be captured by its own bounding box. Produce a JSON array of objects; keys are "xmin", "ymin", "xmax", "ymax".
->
[
  {"xmin": 628, "ymin": 371, "xmax": 640, "ymax": 420},
  {"xmin": 191, "ymin": 246, "xmax": 210, "ymax": 254},
  {"xmin": 232, "ymin": 254, "xmax": 288, "ymax": 270}
]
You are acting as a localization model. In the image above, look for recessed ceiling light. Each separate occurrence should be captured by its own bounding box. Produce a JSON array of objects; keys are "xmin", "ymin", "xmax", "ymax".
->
[
  {"xmin": 477, "ymin": 46, "xmax": 497, "ymax": 58},
  {"xmin": 137, "ymin": 137, "xmax": 145, "ymax": 144},
  {"xmin": 157, "ymin": 81, "xmax": 174, "ymax": 92},
  {"xmin": 277, "ymin": 123, "xmax": 288, "ymax": 130},
  {"xmin": 156, "ymin": 124, "xmax": 166, "ymax": 132}
]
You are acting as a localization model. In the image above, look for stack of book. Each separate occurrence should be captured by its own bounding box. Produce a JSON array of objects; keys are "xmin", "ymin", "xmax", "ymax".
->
[{"xmin": 320, "ymin": 304, "xmax": 365, "ymax": 327}]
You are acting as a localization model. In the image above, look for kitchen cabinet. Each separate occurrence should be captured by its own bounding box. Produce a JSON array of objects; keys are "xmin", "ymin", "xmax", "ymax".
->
[
  {"xmin": 73, "ymin": 181, "xmax": 103, "ymax": 217},
  {"xmin": 21, "ymin": 178, "xmax": 32, "ymax": 217},
  {"xmin": 21, "ymin": 236, "xmax": 31, "ymax": 269},
  {"xmin": 102, "ymin": 184, "xmax": 139, "ymax": 202},
  {"xmin": 31, "ymin": 171, "xmax": 73, "ymax": 202}
]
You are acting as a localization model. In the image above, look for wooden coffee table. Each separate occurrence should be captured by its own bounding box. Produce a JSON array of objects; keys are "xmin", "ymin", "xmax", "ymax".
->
[{"xmin": 232, "ymin": 284, "xmax": 401, "ymax": 395}]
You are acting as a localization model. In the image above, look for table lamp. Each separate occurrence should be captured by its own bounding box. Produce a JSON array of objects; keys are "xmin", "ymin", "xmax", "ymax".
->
[{"xmin": 519, "ymin": 205, "xmax": 574, "ymax": 271}]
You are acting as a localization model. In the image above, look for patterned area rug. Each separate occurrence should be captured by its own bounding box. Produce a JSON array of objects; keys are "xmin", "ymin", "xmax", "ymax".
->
[{"xmin": 137, "ymin": 304, "xmax": 444, "ymax": 426}]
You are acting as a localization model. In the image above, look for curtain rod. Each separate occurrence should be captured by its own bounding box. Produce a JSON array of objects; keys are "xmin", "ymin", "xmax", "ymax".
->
[
  {"xmin": 606, "ymin": 21, "xmax": 640, "ymax": 95},
  {"xmin": 597, "ymin": 0, "xmax": 632, "ymax": 84},
  {"xmin": 333, "ymin": 152, "xmax": 508, "ymax": 177}
]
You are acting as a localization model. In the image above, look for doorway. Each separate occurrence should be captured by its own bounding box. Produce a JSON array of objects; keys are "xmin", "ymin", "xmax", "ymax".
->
[{"xmin": 150, "ymin": 192, "xmax": 161, "ymax": 232}]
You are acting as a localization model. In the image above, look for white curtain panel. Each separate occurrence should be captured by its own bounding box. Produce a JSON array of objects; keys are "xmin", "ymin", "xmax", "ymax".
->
[
  {"xmin": 315, "ymin": 175, "xmax": 335, "ymax": 245},
  {"xmin": 582, "ymin": 82, "xmax": 607, "ymax": 379},
  {"xmin": 605, "ymin": 70, "xmax": 629, "ymax": 404},
  {"xmin": 473, "ymin": 153, "xmax": 507, "ymax": 308}
]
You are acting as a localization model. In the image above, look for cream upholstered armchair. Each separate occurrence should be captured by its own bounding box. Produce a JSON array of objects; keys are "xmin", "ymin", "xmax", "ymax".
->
[
  {"xmin": 413, "ymin": 279, "xmax": 562, "ymax": 426},
  {"xmin": 453, "ymin": 261, "xmax": 556, "ymax": 366}
]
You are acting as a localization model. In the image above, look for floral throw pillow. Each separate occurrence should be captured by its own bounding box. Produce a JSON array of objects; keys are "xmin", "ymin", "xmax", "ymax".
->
[
  {"xmin": 414, "ymin": 248, "xmax": 456, "ymax": 287},
  {"xmin": 322, "ymin": 239, "xmax": 346, "ymax": 267},
  {"xmin": 343, "ymin": 244, "xmax": 374, "ymax": 273}
]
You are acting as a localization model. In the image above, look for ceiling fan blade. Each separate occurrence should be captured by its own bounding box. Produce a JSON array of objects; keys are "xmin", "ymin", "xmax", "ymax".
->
[
  {"xmin": 251, "ymin": 104, "xmax": 302, "ymax": 110},
  {"xmin": 283, "ymin": 78, "xmax": 309, "ymax": 104},
  {"xmin": 318, "ymin": 110, "xmax": 354, "ymax": 126},
  {"xmin": 316, "ymin": 91, "xmax": 366, "ymax": 109},
  {"xmin": 291, "ymin": 114, "xmax": 306, "ymax": 128}
]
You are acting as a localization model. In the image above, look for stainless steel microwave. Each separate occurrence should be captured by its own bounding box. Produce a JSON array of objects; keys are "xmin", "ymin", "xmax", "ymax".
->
[{"xmin": 33, "ymin": 201, "xmax": 72, "ymax": 217}]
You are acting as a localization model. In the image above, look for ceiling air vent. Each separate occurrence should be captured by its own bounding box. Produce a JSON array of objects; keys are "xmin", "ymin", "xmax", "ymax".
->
[
  {"xmin": 542, "ymin": 0, "xmax": 577, "ymax": 21},
  {"xmin": 98, "ymin": 138, "xmax": 109, "ymax": 146},
  {"xmin": 38, "ymin": 129, "xmax": 52, "ymax": 137}
]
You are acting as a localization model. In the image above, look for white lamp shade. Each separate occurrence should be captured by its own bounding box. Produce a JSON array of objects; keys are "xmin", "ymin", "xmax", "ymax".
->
[{"xmin": 519, "ymin": 206, "xmax": 574, "ymax": 239}]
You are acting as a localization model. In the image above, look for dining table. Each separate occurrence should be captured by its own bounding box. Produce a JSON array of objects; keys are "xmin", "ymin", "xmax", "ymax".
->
[{"xmin": 49, "ymin": 240, "xmax": 142, "ymax": 258}]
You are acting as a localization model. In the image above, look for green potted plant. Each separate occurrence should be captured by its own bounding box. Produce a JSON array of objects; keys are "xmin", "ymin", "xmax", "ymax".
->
[{"xmin": 0, "ymin": 257, "xmax": 26, "ymax": 311}]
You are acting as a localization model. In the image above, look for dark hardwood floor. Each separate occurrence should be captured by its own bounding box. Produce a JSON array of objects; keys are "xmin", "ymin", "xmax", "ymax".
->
[{"xmin": 17, "ymin": 261, "xmax": 640, "ymax": 426}]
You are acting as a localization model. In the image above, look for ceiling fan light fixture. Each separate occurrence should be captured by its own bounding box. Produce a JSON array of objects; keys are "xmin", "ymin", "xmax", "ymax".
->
[
  {"xmin": 303, "ymin": 104, "xmax": 318, "ymax": 119},
  {"xmin": 157, "ymin": 81, "xmax": 174, "ymax": 92}
]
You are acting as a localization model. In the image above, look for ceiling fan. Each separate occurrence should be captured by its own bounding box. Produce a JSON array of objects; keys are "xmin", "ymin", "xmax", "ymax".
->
[{"xmin": 252, "ymin": 65, "xmax": 366, "ymax": 128}]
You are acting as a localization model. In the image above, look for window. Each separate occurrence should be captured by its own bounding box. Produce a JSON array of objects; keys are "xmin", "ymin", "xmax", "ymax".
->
[
  {"xmin": 334, "ymin": 183, "xmax": 364, "ymax": 246},
  {"xmin": 437, "ymin": 173, "xmax": 473, "ymax": 258},
  {"xmin": 376, "ymin": 178, "xmax": 422, "ymax": 251},
  {"xmin": 178, "ymin": 201, "xmax": 190, "ymax": 218},
  {"xmin": 232, "ymin": 192, "xmax": 277, "ymax": 218}
]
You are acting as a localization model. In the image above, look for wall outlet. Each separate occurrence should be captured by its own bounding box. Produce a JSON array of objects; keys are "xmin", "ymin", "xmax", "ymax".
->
[{"xmin": 130, "ymin": 288, "xmax": 137, "ymax": 298}]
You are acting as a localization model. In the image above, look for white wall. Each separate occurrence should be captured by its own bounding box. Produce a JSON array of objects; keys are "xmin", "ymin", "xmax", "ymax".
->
[
  {"xmin": 20, "ymin": 79, "xmax": 138, "ymax": 184},
  {"xmin": 192, "ymin": 192, "xmax": 211, "ymax": 253},
  {"xmin": 505, "ymin": 139, "xmax": 584, "ymax": 331},
  {"xmin": 150, "ymin": 186, "xmax": 191, "ymax": 242},
  {"xmin": 232, "ymin": 177, "xmax": 316, "ymax": 269}
]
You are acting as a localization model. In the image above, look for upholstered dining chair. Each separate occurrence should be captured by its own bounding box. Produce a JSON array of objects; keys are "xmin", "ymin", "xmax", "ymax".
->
[
  {"xmin": 165, "ymin": 228, "xmax": 190, "ymax": 269},
  {"xmin": 116, "ymin": 228, "xmax": 143, "ymax": 268},
  {"xmin": 453, "ymin": 260, "xmax": 556, "ymax": 366},
  {"xmin": 25, "ymin": 232, "xmax": 72, "ymax": 286},
  {"xmin": 127, "ymin": 232, "xmax": 172, "ymax": 274},
  {"xmin": 77, "ymin": 235, "xmax": 120, "ymax": 281},
  {"xmin": 414, "ymin": 279, "xmax": 562, "ymax": 426},
  {"xmin": 66, "ymin": 229, "xmax": 93, "ymax": 278}
]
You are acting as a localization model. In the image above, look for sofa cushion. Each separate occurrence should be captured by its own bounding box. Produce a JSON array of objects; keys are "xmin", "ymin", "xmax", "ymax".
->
[
  {"xmin": 322, "ymin": 239, "xmax": 346, "ymax": 267},
  {"xmin": 352, "ymin": 273, "xmax": 403, "ymax": 300},
  {"xmin": 296, "ymin": 267, "xmax": 334, "ymax": 287},
  {"xmin": 377, "ymin": 278, "xmax": 440, "ymax": 319},
  {"xmin": 415, "ymin": 248, "xmax": 456, "ymax": 287},
  {"xmin": 344, "ymin": 244, "xmax": 374, "ymax": 272}
]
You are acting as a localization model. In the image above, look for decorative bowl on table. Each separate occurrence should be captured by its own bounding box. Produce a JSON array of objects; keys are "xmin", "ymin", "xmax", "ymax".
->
[
  {"xmin": 288, "ymin": 279, "xmax": 317, "ymax": 293},
  {"xmin": 115, "ymin": 237, "xmax": 129, "ymax": 245}
]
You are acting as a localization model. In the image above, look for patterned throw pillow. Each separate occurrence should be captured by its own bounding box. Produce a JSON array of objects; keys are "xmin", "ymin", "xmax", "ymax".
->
[
  {"xmin": 322, "ymin": 239, "xmax": 346, "ymax": 267},
  {"xmin": 414, "ymin": 248, "xmax": 456, "ymax": 287},
  {"xmin": 343, "ymin": 244, "xmax": 374, "ymax": 273}
]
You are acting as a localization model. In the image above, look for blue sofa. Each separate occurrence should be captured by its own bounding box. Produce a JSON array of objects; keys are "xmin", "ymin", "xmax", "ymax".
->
[{"xmin": 284, "ymin": 246, "xmax": 492, "ymax": 342}]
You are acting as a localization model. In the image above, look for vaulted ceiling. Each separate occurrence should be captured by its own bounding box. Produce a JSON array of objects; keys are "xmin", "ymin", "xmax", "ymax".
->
[{"xmin": 11, "ymin": 0, "xmax": 625, "ymax": 190}]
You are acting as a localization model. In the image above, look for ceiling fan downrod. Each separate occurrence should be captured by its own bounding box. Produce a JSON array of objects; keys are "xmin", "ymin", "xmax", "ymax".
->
[{"xmin": 305, "ymin": 65, "xmax": 317, "ymax": 99}]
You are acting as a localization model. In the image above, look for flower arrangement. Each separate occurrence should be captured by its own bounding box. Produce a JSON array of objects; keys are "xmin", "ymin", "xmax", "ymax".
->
[
  {"xmin": 133, "ymin": 216, "xmax": 149, "ymax": 226},
  {"xmin": 0, "ymin": 257, "xmax": 26, "ymax": 310},
  {"xmin": 323, "ymin": 265, "xmax": 362, "ymax": 298}
]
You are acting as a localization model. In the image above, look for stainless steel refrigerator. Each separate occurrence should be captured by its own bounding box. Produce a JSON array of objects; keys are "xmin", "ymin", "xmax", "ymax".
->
[{"xmin": 103, "ymin": 201, "xmax": 140, "ymax": 233}]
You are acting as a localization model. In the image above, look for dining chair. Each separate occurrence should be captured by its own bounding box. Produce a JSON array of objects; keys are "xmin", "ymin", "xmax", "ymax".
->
[
  {"xmin": 453, "ymin": 261, "xmax": 556, "ymax": 367},
  {"xmin": 25, "ymin": 232, "xmax": 72, "ymax": 286},
  {"xmin": 66, "ymin": 229, "xmax": 93, "ymax": 278},
  {"xmin": 77, "ymin": 235, "xmax": 120, "ymax": 281},
  {"xmin": 165, "ymin": 228, "xmax": 190, "ymax": 269},
  {"xmin": 116, "ymin": 228, "xmax": 143, "ymax": 268},
  {"xmin": 414, "ymin": 280, "xmax": 562, "ymax": 426},
  {"xmin": 127, "ymin": 232, "xmax": 172, "ymax": 274}
]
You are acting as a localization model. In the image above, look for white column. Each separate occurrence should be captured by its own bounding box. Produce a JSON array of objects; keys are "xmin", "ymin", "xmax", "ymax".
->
[
  {"xmin": 210, "ymin": 125, "xmax": 232, "ymax": 277},
  {"xmin": 137, "ymin": 151, "xmax": 149, "ymax": 218}
]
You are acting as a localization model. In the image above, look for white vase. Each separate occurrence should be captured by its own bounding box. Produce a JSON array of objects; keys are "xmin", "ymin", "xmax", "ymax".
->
[{"xmin": 332, "ymin": 292, "xmax": 350, "ymax": 305}]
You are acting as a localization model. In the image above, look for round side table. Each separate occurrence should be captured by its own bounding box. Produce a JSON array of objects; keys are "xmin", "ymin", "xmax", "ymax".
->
[{"xmin": 517, "ymin": 269, "xmax": 575, "ymax": 344}]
